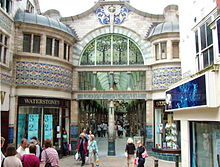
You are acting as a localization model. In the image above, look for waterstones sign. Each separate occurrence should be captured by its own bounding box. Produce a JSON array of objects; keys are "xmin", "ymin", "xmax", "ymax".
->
[
  {"xmin": 77, "ymin": 93, "xmax": 147, "ymax": 100},
  {"xmin": 18, "ymin": 97, "xmax": 70, "ymax": 107}
]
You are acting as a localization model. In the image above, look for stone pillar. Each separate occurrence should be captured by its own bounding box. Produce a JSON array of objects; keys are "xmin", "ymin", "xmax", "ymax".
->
[
  {"xmin": 145, "ymin": 99, "xmax": 153, "ymax": 154},
  {"xmin": 70, "ymin": 99, "xmax": 79, "ymax": 154},
  {"xmin": 167, "ymin": 40, "xmax": 172, "ymax": 60},
  {"xmin": 108, "ymin": 100, "xmax": 115, "ymax": 155},
  {"xmin": 92, "ymin": 72, "xmax": 97, "ymax": 91},
  {"xmin": 109, "ymin": 72, "xmax": 114, "ymax": 91},
  {"xmin": 127, "ymin": 71, "xmax": 131, "ymax": 91},
  {"xmin": 181, "ymin": 120, "xmax": 190, "ymax": 167}
]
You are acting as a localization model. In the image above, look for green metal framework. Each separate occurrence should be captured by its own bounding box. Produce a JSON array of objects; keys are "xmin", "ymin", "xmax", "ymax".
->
[{"xmin": 80, "ymin": 34, "xmax": 144, "ymax": 66}]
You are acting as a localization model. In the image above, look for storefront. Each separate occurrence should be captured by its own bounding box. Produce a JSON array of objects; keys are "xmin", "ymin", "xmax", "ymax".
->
[
  {"xmin": 17, "ymin": 97, "xmax": 70, "ymax": 150},
  {"xmin": 166, "ymin": 71, "xmax": 220, "ymax": 167}
]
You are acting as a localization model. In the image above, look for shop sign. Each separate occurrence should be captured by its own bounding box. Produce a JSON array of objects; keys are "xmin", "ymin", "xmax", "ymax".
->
[
  {"xmin": 18, "ymin": 97, "xmax": 70, "ymax": 107},
  {"xmin": 28, "ymin": 114, "xmax": 39, "ymax": 141},
  {"xmin": 44, "ymin": 115, "xmax": 53, "ymax": 140},
  {"xmin": 154, "ymin": 100, "xmax": 165, "ymax": 107},
  {"xmin": 166, "ymin": 74, "xmax": 207, "ymax": 110}
]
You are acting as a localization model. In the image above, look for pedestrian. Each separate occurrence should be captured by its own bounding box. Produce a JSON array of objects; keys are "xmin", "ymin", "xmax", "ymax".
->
[
  {"xmin": 20, "ymin": 144, "xmax": 40, "ymax": 167},
  {"xmin": 136, "ymin": 140, "xmax": 145, "ymax": 167},
  {"xmin": 125, "ymin": 138, "xmax": 136, "ymax": 167},
  {"xmin": 16, "ymin": 138, "xmax": 29, "ymax": 158},
  {"xmin": 77, "ymin": 133, "xmax": 88, "ymax": 167},
  {"xmin": 102, "ymin": 122, "xmax": 108, "ymax": 137},
  {"xmin": 97, "ymin": 124, "xmax": 101, "ymax": 137},
  {"xmin": 62, "ymin": 129, "xmax": 68, "ymax": 156},
  {"xmin": 82, "ymin": 128, "xmax": 89, "ymax": 140},
  {"xmin": 1, "ymin": 137, "xmax": 5, "ymax": 161},
  {"xmin": 88, "ymin": 134, "xmax": 98, "ymax": 167},
  {"xmin": 2, "ymin": 145, "xmax": 22, "ymax": 167},
  {"xmin": 41, "ymin": 139, "xmax": 59, "ymax": 167},
  {"xmin": 30, "ymin": 136, "xmax": 41, "ymax": 160}
]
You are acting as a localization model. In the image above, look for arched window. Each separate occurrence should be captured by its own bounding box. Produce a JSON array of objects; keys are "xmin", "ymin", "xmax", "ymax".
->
[{"xmin": 80, "ymin": 34, "xmax": 144, "ymax": 66}]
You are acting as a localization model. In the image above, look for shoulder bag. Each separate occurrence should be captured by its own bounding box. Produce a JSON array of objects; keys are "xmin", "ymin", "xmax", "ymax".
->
[{"xmin": 45, "ymin": 150, "xmax": 52, "ymax": 167}]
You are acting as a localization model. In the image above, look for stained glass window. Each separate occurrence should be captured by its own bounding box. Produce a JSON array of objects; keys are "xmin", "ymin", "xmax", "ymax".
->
[{"xmin": 80, "ymin": 34, "xmax": 143, "ymax": 66}]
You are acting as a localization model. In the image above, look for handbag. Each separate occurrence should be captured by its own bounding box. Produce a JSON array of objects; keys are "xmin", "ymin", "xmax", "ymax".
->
[
  {"xmin": 141, "ymin": 150, "xmax": 148, "ymax": 158},
  {"xmin": 45, "ymin": 150, "xmax": 52, "ymax": 167},
  {"xmin": 134, "ymin": 157, "xmax": 139, "ymax": 165},
  {"xmin": 93, "ymin": 149, "xmax": 97, "ymax": 154}
]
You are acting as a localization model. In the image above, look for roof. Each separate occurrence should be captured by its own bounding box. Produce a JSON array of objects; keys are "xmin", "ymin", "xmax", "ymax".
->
[
  {"xmin": 147, "ymin": 22, "xmax": 179, "ymax": 39},
  {"xmin": 14, "ymin": 9, "xmax": 78, "ymax": 39}
]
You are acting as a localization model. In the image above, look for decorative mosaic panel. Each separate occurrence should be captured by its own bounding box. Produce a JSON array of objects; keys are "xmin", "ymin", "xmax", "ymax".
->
[
  {"xmin": 16, "ymin": 61, "xmax": 72, "ymax": 91},
  {"xmin": 152, "ymin": 67, "xmax": 182, "ymax": 90},
  {"xmin": 0, "ymin": 72, "xmax": 13, "ymax": 85},
  {"xmin": 0, "ymin": 11, "xmax": 12, "ymax": 33},
  {"xmin": 95, "ymin": 5, "xmax": 131, "ymax": 25}
]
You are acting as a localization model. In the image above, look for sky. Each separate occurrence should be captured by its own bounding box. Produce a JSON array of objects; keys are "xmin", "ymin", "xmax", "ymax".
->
[{"xmin": 39, "ymin": 0, "xmax": 179, "ymax": 17}]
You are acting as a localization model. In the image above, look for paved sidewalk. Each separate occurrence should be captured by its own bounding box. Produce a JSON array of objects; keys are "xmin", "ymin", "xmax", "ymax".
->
[{"xmin": 59, "ymin": 155, "xmax": 181, "ymax": 167}]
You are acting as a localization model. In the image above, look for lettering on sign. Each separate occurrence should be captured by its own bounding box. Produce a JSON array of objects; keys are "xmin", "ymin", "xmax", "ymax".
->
[{"xmin": 23, "ymin": 99, "xmax": 60, "ymax": 105}]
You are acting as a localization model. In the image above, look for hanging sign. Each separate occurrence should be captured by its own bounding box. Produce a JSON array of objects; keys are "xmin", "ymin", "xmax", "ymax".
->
[
  {"xmin": 44, "ymin": 115, "xmax": 53, "ymax": 140},
  {"xmin": 28, "ymin": 114, "xmax": 39, "ymax": 141}
]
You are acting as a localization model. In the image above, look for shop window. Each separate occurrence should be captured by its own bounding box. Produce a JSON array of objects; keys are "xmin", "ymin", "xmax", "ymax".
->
[
  {"xmin": 190, "ymin": 122, "xmax": 220, "ymax": 167},
  {"xmin": 23, "ymin": 33, "xmax": 41, "ymax": 54},
  {"xmin": 0, "ymin": 32, "xmax": 9, "ymax": 64},
  {"xmin": 172, "ymin": 42, "xmax": 179, "ymax": 58}
]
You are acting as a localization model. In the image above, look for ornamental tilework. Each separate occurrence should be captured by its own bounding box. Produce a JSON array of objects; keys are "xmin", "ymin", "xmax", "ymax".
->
[
  {"xmin": 16, "ymin": 61, "xmax": 72, "ymax": 91},
  {"xmin": 0, "ymin": 73, "xmax": 13, "ymax": 85},
  {"xmin": 152, "ymin": 67, "xmax": 182, "ymax": 90}
]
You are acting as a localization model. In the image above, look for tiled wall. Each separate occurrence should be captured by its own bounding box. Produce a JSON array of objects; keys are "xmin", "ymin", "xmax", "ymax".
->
[
  {"xmin": 16, "ymin": 61, "xmax": 73, "ymax": 91},
  {"xmin": 152, "ymin": 66, "xmax": 182, "ymax": 90}
]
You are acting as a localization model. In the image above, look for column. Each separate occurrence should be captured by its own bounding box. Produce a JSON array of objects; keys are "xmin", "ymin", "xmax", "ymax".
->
[
  {"xmin": 181, "ymin": 120, "xmax": 190, "ymax": 167},
  {"xmin": 127, "ymin": 71, "xmax": 131, "ymax": 91},
  {"xmin": 108, "ymin": 100, "xmax": 115, "ymax": 155},
  {"xmin": 109, "ymin": 72, "xmax": 114, "ymax": 91},
  {"xmin": 145, "ymin": 99, "xmax": 153, "ymax": 153},
  {"xmin": 167, "ymin": 40, "xmax": 172, "ymax": 60},
  {"xmin": 92, "ymin": 72, "xmax": 97, "ymax": 91},
  {"xmin": 70, "ymin": 99, "xmax": 79, "ymax": 154}
]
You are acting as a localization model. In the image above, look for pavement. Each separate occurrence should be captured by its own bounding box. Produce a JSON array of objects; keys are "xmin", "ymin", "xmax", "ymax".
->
[{"xmin": 59, "ymin": 137, "xmax": 181, "ymax": 167}]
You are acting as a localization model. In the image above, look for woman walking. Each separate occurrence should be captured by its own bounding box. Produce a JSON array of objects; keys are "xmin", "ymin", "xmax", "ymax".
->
[
  {"xmin": 136, "ymin": 140, "xmax": 146, "ymax": 167},
  {"xmin": 88, "ymin": 135, "xmax": 98, "ymax": 167},
  {"xmin": 77, "ymin": 133, "xmax": 88, "ymax": 167},
  {"xmin": 125, "ymin": 138, "xmax": 136, "ymax": 167},
  {"xmin": 41, "ymin": 139, "xmax": 59, "ymax": 167},
  {"xmin": 2, "ymin": 145, "xmax": 22, "ymax": 167}
]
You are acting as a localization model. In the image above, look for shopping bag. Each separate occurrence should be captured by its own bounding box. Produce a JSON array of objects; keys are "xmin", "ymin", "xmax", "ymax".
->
[
  {"xmin": 125, "ymin": 152, "xmax": 128, "ymax": 157},
  {"xmin": 75, "ymin": 152, "xmax": 79, "ymax": 160},
  {"xmin": 134, "ymin": 157, "xmax": 139, "ymax": 165}
]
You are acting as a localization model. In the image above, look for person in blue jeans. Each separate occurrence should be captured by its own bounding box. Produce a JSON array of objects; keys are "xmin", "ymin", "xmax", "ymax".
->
[{"xmin": 136, "ymin": 140, "xmax": 145, "ymax": 167}]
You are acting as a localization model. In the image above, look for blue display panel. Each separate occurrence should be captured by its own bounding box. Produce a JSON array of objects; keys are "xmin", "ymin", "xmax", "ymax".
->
[{"xmin": 166, "ymin": 75, "xmax": 206, "ymax": 110}]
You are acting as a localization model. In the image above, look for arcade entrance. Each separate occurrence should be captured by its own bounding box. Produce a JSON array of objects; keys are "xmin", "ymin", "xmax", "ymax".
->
[{"xmin": 78, "ymin": 99, "xmax": 146, "ymax": 138}]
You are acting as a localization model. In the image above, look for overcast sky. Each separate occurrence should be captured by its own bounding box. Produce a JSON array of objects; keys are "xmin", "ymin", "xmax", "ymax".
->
[{"xmin": 39, "ymin": 0, "xmax": 179, "ymax": 17}]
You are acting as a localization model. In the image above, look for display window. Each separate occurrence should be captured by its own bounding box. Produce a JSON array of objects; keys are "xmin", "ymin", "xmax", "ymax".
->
[
  {"xmin": 190, "ymin": 121, "xmax": 220, "ymax": 167},
  {"xmin": 17, "ymin": 97, "xmax": 70, "ymax": 149}
]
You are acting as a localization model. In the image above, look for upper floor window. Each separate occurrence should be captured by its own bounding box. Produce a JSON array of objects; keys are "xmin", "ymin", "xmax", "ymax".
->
[
  {"xmin": 195, "ymin": 18, "xmax": 213, "ymax": 71},
  {"xmin": 26, "ymin": 0, "xmax": 34, "ymax": 13},
  {"xmin": 0, "ymin": 0, "xmax": 12, "ymax": 14},
  {"xmin": 64, "ymin": 42, "xmax": 70, "ymax": 61},
  {"xmin": 46, "ymin": 37, "xmax": 61, "ymax": 58},
  {"xmin": 23, "ymin": 33, "xmax": 41, "ymax": 53},
  {"xmin": 217, "ymin": 19, "xmax": 220, "ymax": 54},
  {"xmin": 0, "ymin": 32, "xmax": 9, "ymax": 64},
  {"xmin": 80, "ymin": 34, "xmax": 144, "ymax": 66},
  {"xmin": 155, "ymin": 42, "xmax": 167, "ymax": 60}
]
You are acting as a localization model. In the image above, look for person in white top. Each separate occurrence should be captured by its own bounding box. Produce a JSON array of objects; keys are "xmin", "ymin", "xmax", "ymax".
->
[
  {"xmin": 2, "ymin": 145, "xmax": 22, "ymax": 167},
  {"xmin": 16, "ymin": 138, "xmax": 29, "ymax": 158}
]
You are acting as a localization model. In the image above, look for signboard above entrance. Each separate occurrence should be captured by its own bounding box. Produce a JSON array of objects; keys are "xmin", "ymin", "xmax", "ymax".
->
[{"xmin": 77, "ymin": 93, "xmax": 147, "ymax": 100}]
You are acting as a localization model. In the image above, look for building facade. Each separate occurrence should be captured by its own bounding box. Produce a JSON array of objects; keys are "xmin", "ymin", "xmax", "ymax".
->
[
  {"xmin": 1, "ymin": 0, "xmax": 181, "ymax": 160},
  {"xmin": 166, "ymin": 0, "xmax": 220, "ymax": 167}
]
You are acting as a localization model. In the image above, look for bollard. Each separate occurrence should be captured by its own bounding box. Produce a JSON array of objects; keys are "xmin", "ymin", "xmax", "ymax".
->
[
  {"xmin": 154, "ymin": 159, "xmax": 158, "ymax": 167},
  {"xmin": 175, "ymin": 155, "xmax": 179, "ymax": 167}
]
